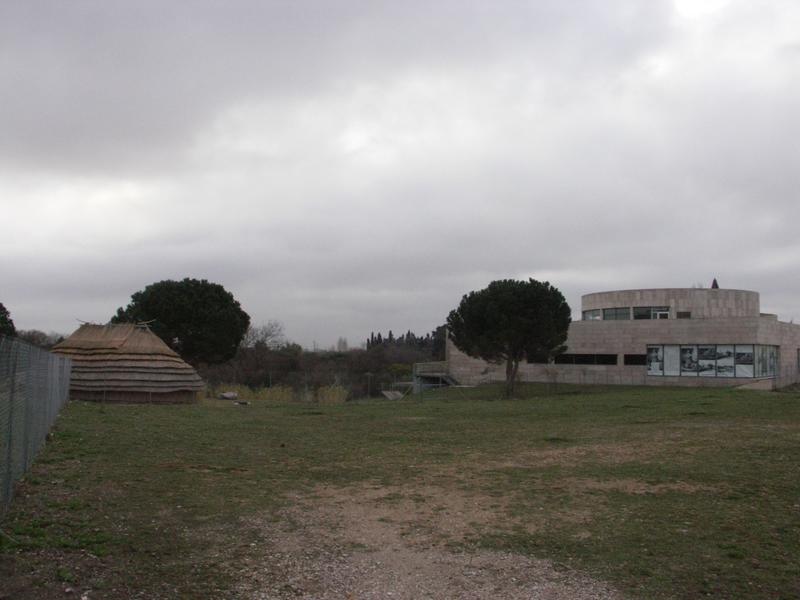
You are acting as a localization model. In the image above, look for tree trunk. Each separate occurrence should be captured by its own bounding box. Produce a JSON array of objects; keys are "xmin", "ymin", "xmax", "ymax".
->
[{"xmin": 505, "ymin": 358, "xmax": 520, "ymax": 398}]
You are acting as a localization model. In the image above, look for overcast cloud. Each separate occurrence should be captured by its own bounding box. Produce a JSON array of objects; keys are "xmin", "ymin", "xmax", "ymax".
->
[{"xmin": 1, "ymin": 0, "xmax": 799, "ymax": 347}]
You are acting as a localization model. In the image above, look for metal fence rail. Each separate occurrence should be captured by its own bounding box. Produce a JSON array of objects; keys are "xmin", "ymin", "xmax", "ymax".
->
[{"xmin": 0, "ymin": 335, "xmax": 71, "ymax": 516}]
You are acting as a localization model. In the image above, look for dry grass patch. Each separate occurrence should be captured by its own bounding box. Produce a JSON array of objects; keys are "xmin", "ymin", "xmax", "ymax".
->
[
  {"xmin": 481, "ymin": 442, "xmax": 657, "ymax": 470},
  {"xmin": 562, "ymin": 478, "xmax": 720, "ymax": 495}
]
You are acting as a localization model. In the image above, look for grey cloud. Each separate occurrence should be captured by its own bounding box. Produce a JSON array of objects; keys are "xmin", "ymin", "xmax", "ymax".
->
[
  {"xmin": 0, "ymin": 1, "xmax": 673, "ymax": 174},
  {"xmin": 2, "ymin": 0, "xmax": 799, "ymax": 346}
]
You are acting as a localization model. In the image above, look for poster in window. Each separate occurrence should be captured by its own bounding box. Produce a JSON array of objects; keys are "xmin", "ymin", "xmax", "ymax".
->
[
  {"xmin": 698, "ymin": 345, "xmax": 716, "ymax": 377},
  {"xmin": 664, "ymin": 345, "xmax": 681, "ymax": 376},
  {"xmin": 680, "ymin": 346, "xmax": 698, "ymax": 376},
  {"xmin": 647, "ymin": 346, "xmax": 663, "ymax": 376},
  {"xmin": 735, "ymin": 345, "xmax": 754, "ymax": 378},
  {"xmin": 716, "ymin": 345, "xmax": 734, "ymax": 377}
]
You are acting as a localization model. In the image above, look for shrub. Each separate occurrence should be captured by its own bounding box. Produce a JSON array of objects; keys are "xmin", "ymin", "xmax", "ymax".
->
[
  {"xmin": 260, "ymin": 386, "xmax": 295, "ymax": 403},
  {"xmin": 316, "ymin": 384, "xmax": 348, "ymax": 405}
]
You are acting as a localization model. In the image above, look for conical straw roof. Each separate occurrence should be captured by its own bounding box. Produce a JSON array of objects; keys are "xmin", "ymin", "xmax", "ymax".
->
[{"xmin": 53, "ymin": 323, "xmax": 204, "ymax": 402}]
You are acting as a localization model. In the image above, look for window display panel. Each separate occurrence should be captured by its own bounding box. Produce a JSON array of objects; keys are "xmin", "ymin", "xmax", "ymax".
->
[
  {"xmin": 647, "ymin": 346, "xmax": 663, "ymax": 375},
  {"xmin": 644, "ymin": 343, "xmax": 774, "ymax": 378},
  {"xmin": 697, "ymin": 345, "xmax": 716, "ymax": 377},
  {"xmin": 735, "ymin": 345, "xmax": 754, "ymax": 378},
  {"xmin": 680, "ymin": 346, "xmax": 698, "ymax": 376},
  {"xmin": 755, "ymin": 346, "xmax": 768, "ymax": 377},
  {"xmin": 716, "ymin": 345, "xmax": 735, "ymax": 377},
  {"xmin": 664, "ymin": 345, "xmax": 681, "ymax": 376}
]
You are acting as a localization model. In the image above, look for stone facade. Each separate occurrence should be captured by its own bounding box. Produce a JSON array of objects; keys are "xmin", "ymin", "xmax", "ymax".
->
[
  {"xmin": 582, "ymin": 288, "xmax": 760, "ymax": 319},
  {"xmin": 446, "ymin": 288, "xmax": 800, "ymax": 389}
]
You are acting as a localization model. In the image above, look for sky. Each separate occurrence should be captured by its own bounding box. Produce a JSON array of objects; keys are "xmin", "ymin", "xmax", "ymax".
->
[{"xmin": 1, "ymin": 0, "xmax": 799, "ymax": 348}]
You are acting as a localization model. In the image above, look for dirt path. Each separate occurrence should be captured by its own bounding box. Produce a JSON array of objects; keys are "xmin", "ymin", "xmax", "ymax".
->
[{"xmin": 235, "ymin": 483, "xmax": 624, "ymax": 599}]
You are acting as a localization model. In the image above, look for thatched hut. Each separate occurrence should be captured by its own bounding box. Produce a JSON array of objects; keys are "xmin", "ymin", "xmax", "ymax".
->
[{"xmin": 52, "ymin": 323, "xmax": 204, "ymax": 403}]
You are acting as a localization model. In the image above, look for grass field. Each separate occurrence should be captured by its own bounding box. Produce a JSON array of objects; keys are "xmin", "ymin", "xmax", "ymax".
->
[{"xmin": 1, "ymin": 384, "xmax": 799, "ymax": 598}]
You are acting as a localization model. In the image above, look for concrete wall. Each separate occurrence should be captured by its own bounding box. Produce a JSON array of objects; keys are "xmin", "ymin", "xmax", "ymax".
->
[
  {"xmin": 754, "ymin": 315, "xmax": 800, "ymax": 386},
  {"xmin": 566, "ymin": 317, "xmax": 763, "ymax": 355},
  {"xmin": 445, "ymin": 338, "xmax": 775, "ymax": 388},
  {"xmin": 582, "ymin": 288, "xmax": 760, "ymax": 319},
  {"xmin": 446, "ymin": 339, "xmax": 646, "ymax": 386}
]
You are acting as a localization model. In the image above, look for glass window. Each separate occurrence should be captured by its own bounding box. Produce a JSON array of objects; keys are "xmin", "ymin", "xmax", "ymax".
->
[
  {"xmin": 647, "ymin": 346, "xmax": 663, "ymax": 375},
  {"xmin": 603, "ymin": 307, "xmax": 630, "ymax": 320},
  {"xmin": 716, "ymin": 345, "xmax": 735, "ymax": 377},
  {"xmin": 645, "ymin": 344, "xmax": 769, "ymax": 378},
  {"xmin": 680, "ymin": 346, "xmax": 699, "ymax": 376},
  {"xmin": 698, "ymin": 345, "xmax": 716, "ymax": 377},
  {"xmin": 735, "ymin": 345, "xmax": 754, "ymax": 378},
  {"xmin": 768, "ymin": 346, "xmax": 778, "ymax": 377},
  {"xmin": 554, "ymin": 353, "xmax": 617, "ymax": 365},
  {"xmin": 753, "ymin": 345, "xmax": 778, "ymax": 378},
  {"xmin": 664, "ymin": 345, "xmax": 681, "ymax": 376},
  {"xmin": 582, "ymin": 309, "xmax": 602, "ymax": 321},
  {"xmin": 633, "ymin": 306, "xmax": 670, "ymax": 319},
  {"xmin": 755, "ymin": 345, "xmax": 767, "ymax": 377},
  {"xmin": 677, "ymin": 311, "xmax": 692, "ymax": 319},
  {"xmin": 595, "ymin": 354, "xmax": 618, "ymax": 365},
  {"xmin": 624, "ymin": 354, "xmax": 647, "ymax": 365}
]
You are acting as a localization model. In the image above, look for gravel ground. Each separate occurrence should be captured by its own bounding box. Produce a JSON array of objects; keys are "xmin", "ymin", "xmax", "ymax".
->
[{"xmin": 234, "ymin": 483, "xmax": 625, "ymax": 600}]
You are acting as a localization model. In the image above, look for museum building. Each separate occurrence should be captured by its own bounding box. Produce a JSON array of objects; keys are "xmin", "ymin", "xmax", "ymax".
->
[{"xmin": 445, "ymin": 287, "xmax": 800, "ymax": 389}]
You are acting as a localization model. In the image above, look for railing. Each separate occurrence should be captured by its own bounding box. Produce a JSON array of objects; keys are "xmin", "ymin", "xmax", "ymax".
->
[{"xmin": 1, "ymin": 336, "xmax": 72, "ymax": 515}]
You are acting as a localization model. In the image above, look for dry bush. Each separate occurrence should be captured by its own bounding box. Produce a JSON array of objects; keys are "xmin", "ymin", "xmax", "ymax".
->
[
  {"xmin": 259, "ymin": 386, "xmax": 295, "ymax": 403},
  {"xmin": 316, "ymin": 384, "xmax": 349, "ymax": 404}
]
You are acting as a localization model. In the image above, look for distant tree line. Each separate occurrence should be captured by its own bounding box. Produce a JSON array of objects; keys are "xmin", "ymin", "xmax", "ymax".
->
[
  {"xmin": 200, "ymin": 324, "xmax": 446, "ymax": 398},
  {"xmin": 0, "ymin": 302, "xmax": 65, "ymax": 348},
  {"xmin": 15, "ymin": 330, "xmax": 65, "ymax": 348},
  {"xmin": 366, "ymin": 326, "xmax": 446, "ymax": 359}
]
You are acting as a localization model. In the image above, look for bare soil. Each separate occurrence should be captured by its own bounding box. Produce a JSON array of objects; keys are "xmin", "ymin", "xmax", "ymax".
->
[{"xmin": 235, "ymin": 483, "xmax": 625, "ymax": 599}]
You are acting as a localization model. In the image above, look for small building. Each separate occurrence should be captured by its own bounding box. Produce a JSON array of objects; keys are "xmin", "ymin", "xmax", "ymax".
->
[
  {"xmin": 444, "ymin": 287, "xmax": 800, "ymax": 389},
  {"xmin": 52, "ymin": 323, "xmax": 205, "ymax": 403}
]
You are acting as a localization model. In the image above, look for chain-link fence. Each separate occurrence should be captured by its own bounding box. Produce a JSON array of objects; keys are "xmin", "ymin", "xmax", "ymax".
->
[{"xmin": 1, "ymin": 335, "xmax": 72, "ymax": 516}]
